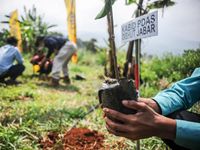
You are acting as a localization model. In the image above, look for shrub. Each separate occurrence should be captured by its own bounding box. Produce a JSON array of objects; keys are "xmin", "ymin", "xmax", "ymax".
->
[{"xmin": 179, "ymin": 49, "xmax": 200, "ymax": 76}]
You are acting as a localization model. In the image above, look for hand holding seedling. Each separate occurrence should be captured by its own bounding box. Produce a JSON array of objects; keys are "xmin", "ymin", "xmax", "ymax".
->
[{"xmin": 103, "ymin": 98, "xmax": 176, "ymax": 141}]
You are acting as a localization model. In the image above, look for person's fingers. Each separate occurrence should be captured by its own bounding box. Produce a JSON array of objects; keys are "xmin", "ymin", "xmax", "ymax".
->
[
  {"xmin": 105, "ymin": 116, "xmax": 131, "ymax": 132},
  {"xmin": 106, "ymin": 123, "xmax": 125, "ymax": 136},
  {"xmin": 122, "ymin": 100, "xmax": 154, "ymax": 113},
  {"xmin": 103, "ymin": 108, "xmax": 133, "ymax": 124},
  {"xmin": 138, "ymin": 97, "xmax": 150, "ymax": 103},
  {"xmin": 122, "ymin": 100, "xmax": 145, "ymax": 110},
  {"xmin": 138, "ymin": 98, "xmax": 155, "ymax": 106},
  {"xmin": 105, "ymin": 122, "xmax": 138, "ymax": 140},
  {"xmin": 137, "ymin": 98, "xmax": 161, "ymax": 113}
]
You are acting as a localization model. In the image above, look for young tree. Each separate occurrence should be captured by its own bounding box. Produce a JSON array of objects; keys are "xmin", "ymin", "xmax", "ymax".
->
[
  {"xmin": 96, "ymin": 0, "xmax": 119, "ymax": 79},
  {"xmin": 95, "ymin": 0, "xmax": 175, "ymax": 79}
]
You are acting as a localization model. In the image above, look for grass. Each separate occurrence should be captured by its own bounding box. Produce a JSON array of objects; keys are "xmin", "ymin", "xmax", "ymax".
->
[{"xmin": 0, "ymin": 50, "xmax": 173, "ymax": 150}]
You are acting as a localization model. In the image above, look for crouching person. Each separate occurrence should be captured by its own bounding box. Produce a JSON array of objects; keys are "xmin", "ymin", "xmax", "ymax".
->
[
  {"xmin": 0, "ymin": 37, "xmax": 25, "ymax": 85},
  {"xmin": 36, "ymin": 35, "xmax": 77, "ymax": 86}
]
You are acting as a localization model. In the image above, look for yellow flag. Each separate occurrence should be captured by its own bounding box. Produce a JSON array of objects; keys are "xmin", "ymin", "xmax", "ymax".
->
[
  {"xmin": 64, "ymin": 0, "xmax": 77, "ymax": 43},
  {"xmin": 64, "ymin": 0, "xmax": 78, "ymax": 63},
  {"xmin": 9, "ymin": 10, "xmax": 23, "ymax": 52}
]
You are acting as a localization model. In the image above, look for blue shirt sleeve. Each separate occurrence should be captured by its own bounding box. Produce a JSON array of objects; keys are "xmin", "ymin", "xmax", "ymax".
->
[
  {"xmin": 175, "ymin": 120, "xmax": 200, "ymax": 150},
  {"xmin": 14, "ymin": 47, "xmax": 23, "ymax": 64},
  {"xmin": 153, "ymin": 68, "xmax": 200, "ymax": 149},
  {"xmin": 154, "ymin": 68, "xmax": 200, "ymax": 115}
]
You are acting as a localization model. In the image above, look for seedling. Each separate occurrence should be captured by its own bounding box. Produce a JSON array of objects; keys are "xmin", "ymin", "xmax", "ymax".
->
[{"xmin": 98, "ymin": 78, "xmax": 138, "ymax": 122}]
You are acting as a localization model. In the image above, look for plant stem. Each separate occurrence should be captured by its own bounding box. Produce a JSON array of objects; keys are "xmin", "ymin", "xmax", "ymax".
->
[{"xmin": 107, "ymin": 0, "xmax": 119, "ymax": 80}]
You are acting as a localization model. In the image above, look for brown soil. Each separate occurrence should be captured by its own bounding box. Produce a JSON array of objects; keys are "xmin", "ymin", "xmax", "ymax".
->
[
  {"xmin": 40, "ymin": 128, "xmax": 104, "ymax": 150},
  {"xmin": 40, "ymin": 131, "xmax": 59, "ymax": 149}
]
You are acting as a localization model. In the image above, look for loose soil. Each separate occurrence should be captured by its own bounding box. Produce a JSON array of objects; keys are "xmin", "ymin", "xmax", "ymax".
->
[{"xmin": 40, "ymin": 128, "xmax": 104, "ymax": 150}]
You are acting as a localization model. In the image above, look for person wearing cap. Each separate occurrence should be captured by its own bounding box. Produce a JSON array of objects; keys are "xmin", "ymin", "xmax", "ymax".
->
[
  {"xmin": 36, "ymin": 35, "xmax": 77, "ymax": 86},
  {"xmin": 0, "ymin": 36, "xmax": 25, "ymax": 85},
  {"xmin": 103, "ymin": 67, "xmax": 200, "ymax": 150}
]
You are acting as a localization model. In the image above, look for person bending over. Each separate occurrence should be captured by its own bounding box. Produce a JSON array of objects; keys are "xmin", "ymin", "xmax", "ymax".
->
[{"xmin": 36, "ymin": 35, "xmax": 77, "ymax": 86}]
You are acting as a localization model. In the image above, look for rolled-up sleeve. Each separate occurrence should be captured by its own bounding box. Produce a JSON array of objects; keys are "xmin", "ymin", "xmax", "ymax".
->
[
  {"xmin": 154, "ymin": 68, "xmax": 200, "ymax": 115},
  {"xmin": 153, "ymin": 68, "xmax": 200, "ymax": 149}
]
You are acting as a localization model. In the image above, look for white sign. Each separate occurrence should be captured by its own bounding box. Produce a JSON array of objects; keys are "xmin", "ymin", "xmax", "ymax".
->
[{"xmin": 121, "ymin": 11, "xmax": 158, "ymax": 42}]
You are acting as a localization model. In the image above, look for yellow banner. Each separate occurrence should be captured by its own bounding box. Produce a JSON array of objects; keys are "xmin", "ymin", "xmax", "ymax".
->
[
  {"xmin": 64, "ymin": 0, "xmax": 77, "ymax": 43},
  {"xmin": 64, "ymin": 0, "xmax": 78, "ymax": 63},
  {"xmin": 9, "ymin": 10, "xmax": 23, "ymax": 52}
]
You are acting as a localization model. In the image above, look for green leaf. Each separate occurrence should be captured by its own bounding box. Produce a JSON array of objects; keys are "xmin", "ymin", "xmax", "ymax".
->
[
  {"xmin": 147, "ymin": 0, "xmax": 175, "ymax": 9},
  {"xmin": 1, "ymin": 21, "xmax": 9, "ymax": 24},
  {"xmin": 47, "ymin": 24, "xmax": 57, "ymax": 29},
  {"xmin": 5, "ymin": 15, "xmax": 10, "ymax": 19},
  {"xmin": 125, "ymin": 0, "xmax": 137, "ymax": 5},
  {"xmin": 95, "ymin": 0, "xmax": 116, "ymax": 19}
]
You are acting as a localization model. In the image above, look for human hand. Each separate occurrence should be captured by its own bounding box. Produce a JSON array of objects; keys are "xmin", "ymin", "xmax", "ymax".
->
[
  {"xmin": 38, "ymin": 61, "xmax": 43, "ymax": 67},
  {"xmin": 103, "ymin": 100, "xmax": 176, "ymax": 140},
  {"xmin": 138, "ymin": 98, "xmax": 161, "ymax": 114},
  {"xmin": 38, "ymin": 57, "xmax": 47, "ymax": 67}
]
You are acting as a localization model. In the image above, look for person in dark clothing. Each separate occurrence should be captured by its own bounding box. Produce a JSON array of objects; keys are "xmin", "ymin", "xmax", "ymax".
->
[
  {"xmin": 36, "ymin": 35, "xmax": 77, "ymax": 86},
  {"xmin": 0, "ymin": 37, "xmax": 25, "ymax": 85}
]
